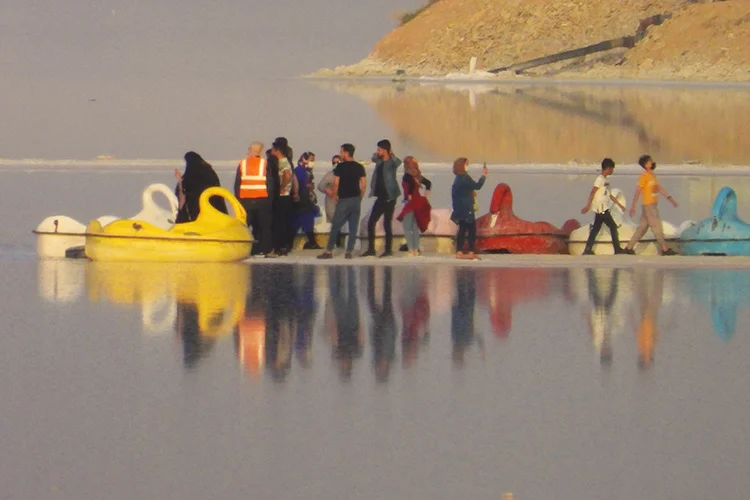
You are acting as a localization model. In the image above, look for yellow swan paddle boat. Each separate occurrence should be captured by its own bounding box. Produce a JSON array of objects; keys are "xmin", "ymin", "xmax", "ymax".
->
[{"xmin": 85, "ymin": 187, "xmax": 252, "ymax": 262}]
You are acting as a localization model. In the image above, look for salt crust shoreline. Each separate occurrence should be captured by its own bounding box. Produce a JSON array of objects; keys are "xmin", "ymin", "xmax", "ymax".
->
[{"xmin": 1, "ymin": 160, "xmax": 748, "ymax": 176}]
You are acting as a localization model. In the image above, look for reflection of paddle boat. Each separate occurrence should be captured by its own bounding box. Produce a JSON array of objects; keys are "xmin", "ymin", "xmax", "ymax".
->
[
  {"xmin": 685, "ymin": 269, "xmax": 750, "ymax": 341},
  {"xmin": 568, "ymin": 189, "xmax": 686, "ymax": 255},
  {"xmin": 85, "ymin": 187, "xmax": 252, "ymax": 262},
  {"xmin": 37, "ymin": 259, "xmax": 86, "ymax": 303},
  {"xmin": 85, "ymin": 261, "xmax": 249, "ymax": 337},
  {"xmin": 477, "ymin": 267, "xmax": 554, "ymax": 337},
  {"xmin": 359, "ymin": 208, "xmax": 458, "ymax": 253},
  {"xmin": 475, "ymin": 183, "xmax": 580, "ymax": 254},
  {"xmin": 34, "ymin": 183, "xmax": 178, "ymax": 258},
  {"xmin": 680, "ymin": 187, "xmax": 750, "ymax": 256}
]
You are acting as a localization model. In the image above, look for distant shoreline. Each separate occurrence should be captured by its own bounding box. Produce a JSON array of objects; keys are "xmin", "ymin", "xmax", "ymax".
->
[{"xmin": 1, "ymin": 159, "xmax": 748, "ymax": 176}]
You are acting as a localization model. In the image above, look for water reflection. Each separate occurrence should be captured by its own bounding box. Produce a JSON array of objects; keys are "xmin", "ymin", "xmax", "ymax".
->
[
  {"xmin": 84, "ymin": 262, "xmax": 248, "ymax": 368},
  {"xmin": 584, "ymin": 268, "xmax": 629, "ymax": 365},
  {"xmin": 49, "ymin": 261, "xmax": 749, "ymax": 380},
  {"xmin": 329, "ymin": 266, "xmax": 364, "ymax": 381},
  {"xmin": 452, "ymin": 269, "xmax": 483, "ymax": 368},
  {"xmin": 685, "ymin": 269, "xmax": 750, "ymax": 341},
  {"xmin": 366, "ymin": 267, "xmax": 397, "ymax": 382},
  {"xmin": 634, "ymin": 269, "xmax": 665, "ymax": 370},
  {"xmin": 314, "ymin": 81, "xmax": 750, "ymax": 164},
  {"xmin": 477, "ymin": 268, "xmax": 558, "ymax": 338},
  {"xmin": 399, "ymin": 267, "xmax": 431, "ymax": 369}
]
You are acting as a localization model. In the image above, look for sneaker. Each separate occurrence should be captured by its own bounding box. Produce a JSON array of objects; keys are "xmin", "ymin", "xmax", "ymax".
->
[
  {"xmin": 661, "ymin": 248, "xmax": 678, "ymax": 256},
  {"xmin": 303, "ymin": 241, "xmax": 322, "ymax": 250},
  {"xmin": 317, "ymin": 252, "xmax": 333, "ymax": 260},
  {"xmin": 467, "ymin": 252, "xmax": 481, "ymax": 260},
  {"xmin": 582, "ymin": 249, "xmax": 594, "ymax": 255},
  {"xmin": 360, "ymin": 250, "xmax": 376, "ymax": 258},
  {"xmin": 621, "ymin": 248, "xmax": 636, "ymax": 255},
  {"xmin": 345, "ymin": 252, "xmax": 353, "ymax": 260},
  {"xmin": 614, "ymin": 247, "xmax": 627, "ymax": 254},
  {"xmin": 379, "ymin": 251, "xmax": 393, "ymax": 258}
]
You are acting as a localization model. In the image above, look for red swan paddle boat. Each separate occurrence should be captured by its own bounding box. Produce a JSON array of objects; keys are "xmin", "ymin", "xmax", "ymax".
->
[{"xmin": 474, "ymin": 183, "xmax": 580, "ymax": 254}]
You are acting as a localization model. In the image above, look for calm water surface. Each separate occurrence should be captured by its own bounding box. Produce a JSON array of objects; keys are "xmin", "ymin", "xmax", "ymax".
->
[{"xmin": 2, "ymin": 258, "xmax": 750, "ymax": 499}]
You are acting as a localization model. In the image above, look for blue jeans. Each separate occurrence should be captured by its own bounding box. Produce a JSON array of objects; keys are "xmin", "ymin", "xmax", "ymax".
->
[
  {"xmin": 327, "ymin": 197, "xmax": 362, "ymax": 252},
  {"xmin": 402, "ymin": 212, "xmax": 420, "ymax": 251}
]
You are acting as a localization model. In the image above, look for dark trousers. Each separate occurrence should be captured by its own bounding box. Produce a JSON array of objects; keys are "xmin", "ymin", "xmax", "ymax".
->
[
  {"xmin": 584, "ymin": 210, "xmax": 621, "ymax": 251},
  {"xmin": 456, "ymin": 220, "xmax": 477, "ymax": 252},
  {"xmin": 367, "ymin": 198, "xmax": 396, "ymax": 253},
  {"xmin": 241, "ymin": 197, "xmax": 273, "ymax": 255},
  {"xmin": 273, "ymin": 195, "xmax": 293, "ymax": 253}
]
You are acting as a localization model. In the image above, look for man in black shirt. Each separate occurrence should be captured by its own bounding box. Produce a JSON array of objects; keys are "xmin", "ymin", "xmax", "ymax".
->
[{"xmin": 317, "ymin": 143, "xmax": 367, "ymax": 260}]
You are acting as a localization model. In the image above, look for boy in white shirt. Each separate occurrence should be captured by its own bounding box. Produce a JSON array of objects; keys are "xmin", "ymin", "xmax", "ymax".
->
[{"xmin": 580, "ymin": 158, "xmax": 626, "ymax": 255}]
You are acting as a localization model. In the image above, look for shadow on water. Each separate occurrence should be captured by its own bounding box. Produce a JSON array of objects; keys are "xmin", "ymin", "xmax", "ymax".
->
[
  {"xmin": 312, "ymin": 80, "xmax": 750, "ymax": 164},
  {"xmin": 39, "ymin": 260, "xmax": 750, "ymax": 379}
]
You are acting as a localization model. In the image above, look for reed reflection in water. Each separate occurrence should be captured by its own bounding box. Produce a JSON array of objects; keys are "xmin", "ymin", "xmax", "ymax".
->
[
  {"xmin": 314, "ymin": 81, "xmax": 750, "ymax": 165},
  {"xmin": 42, "ymin": 260, "xmax": 750, "ymax": 380}
]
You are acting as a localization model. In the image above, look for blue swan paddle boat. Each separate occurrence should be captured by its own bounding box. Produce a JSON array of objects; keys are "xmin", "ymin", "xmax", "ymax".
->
[{"xmin": 680, "ymin": 187, "xmax": 750, "ymax": 256}]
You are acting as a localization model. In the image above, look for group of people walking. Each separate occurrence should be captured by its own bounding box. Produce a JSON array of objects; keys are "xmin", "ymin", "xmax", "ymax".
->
[{"xmin": 173, "ymin": 138, "xmax": 680, "ymax": 259}]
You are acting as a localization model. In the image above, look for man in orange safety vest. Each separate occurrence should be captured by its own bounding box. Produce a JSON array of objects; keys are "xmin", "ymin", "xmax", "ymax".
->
[{"xmin": 234, "ymin": 141, "xmax": 274, "ymax": 257}]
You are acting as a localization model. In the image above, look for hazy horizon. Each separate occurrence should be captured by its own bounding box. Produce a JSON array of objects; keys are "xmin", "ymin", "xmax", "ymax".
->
[{"xmin": 1, "ymin": 0, "xmax": 426, "ymax": 159}]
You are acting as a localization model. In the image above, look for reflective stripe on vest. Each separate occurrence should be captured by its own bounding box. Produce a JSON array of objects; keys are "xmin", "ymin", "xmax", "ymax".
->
[{"xmin": 239, "ymin": 157, "xmax": 268, "ymax": 199}]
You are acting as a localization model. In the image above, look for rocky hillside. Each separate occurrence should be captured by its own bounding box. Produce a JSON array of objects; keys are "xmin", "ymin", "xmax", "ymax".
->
[{"xmin": 316, "ymin": 0, "xmax": 750, "ymax": 81}]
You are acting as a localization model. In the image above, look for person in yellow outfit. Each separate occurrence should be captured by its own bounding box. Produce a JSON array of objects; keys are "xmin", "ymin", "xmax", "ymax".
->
[{"xmin": 622, "ymin": 154, "xmax": 679, "ymax": 256}]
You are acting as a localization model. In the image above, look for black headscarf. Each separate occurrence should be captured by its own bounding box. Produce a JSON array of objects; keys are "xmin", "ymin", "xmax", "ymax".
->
[{"xmin": 175, "ymin": 151, "xmax": 228, "ymax": 223}]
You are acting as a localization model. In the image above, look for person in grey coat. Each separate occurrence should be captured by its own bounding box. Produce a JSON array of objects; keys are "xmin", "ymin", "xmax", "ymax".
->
[
  {"xmin": 317, "ymin": 154, "xmax": 341, "ymax": 223},
  {"xmin": 361, "ymin": 139, "xmax": 402, "ymax": 258}
]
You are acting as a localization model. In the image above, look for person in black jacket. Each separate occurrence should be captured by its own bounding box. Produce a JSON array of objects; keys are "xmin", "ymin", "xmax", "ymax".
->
[{"xmin": 174, "ymin": 151, "xmax": 227, "ymax": 223}]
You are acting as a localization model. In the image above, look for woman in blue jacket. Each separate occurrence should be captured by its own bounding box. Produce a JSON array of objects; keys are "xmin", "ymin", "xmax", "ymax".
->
[{"xmin": 450, "ymin": 157, "xmax": 488, "ymax": 260}]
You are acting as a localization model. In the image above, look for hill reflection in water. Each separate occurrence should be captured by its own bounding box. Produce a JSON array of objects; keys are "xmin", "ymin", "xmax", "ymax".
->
[{"xmin": 312, "ymin": 80, "xmax": 750, "ymax": 165}]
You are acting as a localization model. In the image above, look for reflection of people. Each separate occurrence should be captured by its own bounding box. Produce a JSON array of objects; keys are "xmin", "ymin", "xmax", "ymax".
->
[
  {"xmin": 174, "ymin": 151, "xmax": 227, "ymax": 223},
  {"xmin": 585, "ymin": 268, "xmax": 622, "ymax": 365},
  {"xmin": 329, "ymin": 267, "xmax": 363, "ymax": 380},
  {"xmin": 367, "ymin": 267, "xmax": 397, "ymax": 382},
  {"xmin": 362, "ymin": 139, "xmax": 402, "ymax": 258},
  {"xmin": 622, "ymin": 155, "xmax": 679, "ymax": 256},
  {"xmin": 400, "ymin": 268, "xmax": 430, "ymax": 369},
  {"xmin": 175, "ymin": 302, "xmax": 215, "ymax": 370},
  {"xmin": 234, "ymin": 264, "xmax": 272, "ymax": 375},
  {"xmin": 265, "ymin": 265, "xmax": 295, "ymax": 381},
  {"xmin": 452, "ymin": 269, "xmax": 480, "ymax": 367},
  {"xmin": 580, "ymin": 158, "xmax": 626, "ymax": 255},
  {"xmin": 634, "ymin": 269, "xmax": 665, "ymax": 369},
  {"xmin": 293, "ymin": 266, "xmax": 317, "ymax": 368},
  {"xmin": 451, "ymin": 158, "xmax": 487, "ymax": 260}
]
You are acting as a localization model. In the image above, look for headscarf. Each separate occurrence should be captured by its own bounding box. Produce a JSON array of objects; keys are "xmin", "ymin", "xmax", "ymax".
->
[{"xmin": 404, "ymin": 156, "xmax": 422, "ymax": 179}]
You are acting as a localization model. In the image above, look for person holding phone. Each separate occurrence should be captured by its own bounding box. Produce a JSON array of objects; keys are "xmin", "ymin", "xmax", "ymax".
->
[{"xmin": 450, "ymin": 158, "xmax": 488, "ymax": 260}]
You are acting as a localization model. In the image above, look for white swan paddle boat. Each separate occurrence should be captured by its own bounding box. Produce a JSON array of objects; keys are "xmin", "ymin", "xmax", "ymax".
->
[
  {"xmin": 34, "ymin": 183, "xmax": 179, "ymax": 258},
  {"xmin": 568, "ymin": 189, "xmax": 692, "ymax": 255}
]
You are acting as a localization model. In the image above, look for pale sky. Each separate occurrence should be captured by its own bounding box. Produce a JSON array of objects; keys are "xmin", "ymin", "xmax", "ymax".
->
[{"xmin": 1, "ymin": 0, "xmax": 424, "ymax": 81}]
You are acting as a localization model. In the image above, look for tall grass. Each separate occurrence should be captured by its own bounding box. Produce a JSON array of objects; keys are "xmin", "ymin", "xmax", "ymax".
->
[{"xmin": 399, "ymin": 0, "xmax": 440, "ymax": 26}]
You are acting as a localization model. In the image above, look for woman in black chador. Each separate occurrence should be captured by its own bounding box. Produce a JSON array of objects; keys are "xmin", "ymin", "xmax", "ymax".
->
[{"xmin": 174, "ymin": 151, "xmax": 228, "ymax": 223}]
